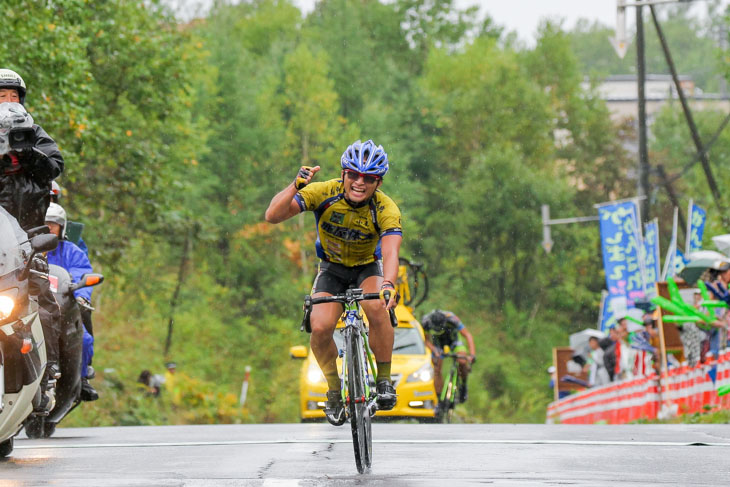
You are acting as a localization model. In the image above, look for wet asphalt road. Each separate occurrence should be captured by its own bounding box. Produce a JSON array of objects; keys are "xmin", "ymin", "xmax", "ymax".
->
[{"xmin": 2, "ymin": 423, "xmax": 730, "ymax": 486}]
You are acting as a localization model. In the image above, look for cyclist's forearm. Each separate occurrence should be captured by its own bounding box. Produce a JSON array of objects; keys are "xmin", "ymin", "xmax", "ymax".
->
[
  {"xmin": 461, "ymin": 329, "xmax": 476, "ymax": 356},
  {"xmin": 380, "ymin": 235, "xmax": 401, "ymax": 285},
  {"xmin": 265, "ymin": 183, "xmax": 299, "ymax": 223}
]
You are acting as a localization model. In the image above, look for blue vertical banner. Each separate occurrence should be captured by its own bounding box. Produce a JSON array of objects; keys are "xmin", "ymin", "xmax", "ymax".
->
[
  {"xmin": 643, "ymin": 219, "xmax": 660, "ymax": 292},
  {"xmin": 686, "ymin": 202, "xmax": 707, "ymax": 255},
  {"xmin": 599, "ymin": 292, "xmax": 628, "ymax": 332},
  {"xmin": 675, "ymin": 249, "xmax": 688, "ymax": 274},
  {"xmin": 597, "ymin": 200, "xmax": 645, "ymax": 310}
]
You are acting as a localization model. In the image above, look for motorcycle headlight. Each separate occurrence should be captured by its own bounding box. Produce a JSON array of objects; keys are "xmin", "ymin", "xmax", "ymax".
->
[
  {"xmin": 0, "ymin": 294, "xmax": 15, "ymax": 320},
  {"xmin": 406, "ymin": 362, "xmax": 433, "ymax": 383},
  {"xmin": 306, "ymin": 362, "xmax": 326, "ymax": 384}
]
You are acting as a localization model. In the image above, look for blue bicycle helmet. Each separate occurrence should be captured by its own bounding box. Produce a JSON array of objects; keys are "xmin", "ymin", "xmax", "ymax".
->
[{"xmin": 340, "ymin": 139, "xmax": 389, "ymax": 177}]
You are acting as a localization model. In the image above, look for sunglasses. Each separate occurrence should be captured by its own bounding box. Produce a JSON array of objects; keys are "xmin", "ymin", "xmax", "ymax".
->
[{"xmin": 345, "ymin": 170, "xmax": 381, "ymax": 184}]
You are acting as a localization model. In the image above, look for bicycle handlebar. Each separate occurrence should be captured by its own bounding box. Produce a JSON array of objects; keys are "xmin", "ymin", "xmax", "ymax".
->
[
  {"xmin": 440, "ymin": 352, "xmax": 476, "ymax": 363},
  {"xmin": 300, "ymin": 288, "xmax": 398, "ymax": 333}
]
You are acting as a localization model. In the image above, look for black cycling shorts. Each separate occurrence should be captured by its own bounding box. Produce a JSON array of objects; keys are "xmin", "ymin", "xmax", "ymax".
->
[{"xmin": 311, "ymin": 260, "xmax": 382, "ymax": 295}]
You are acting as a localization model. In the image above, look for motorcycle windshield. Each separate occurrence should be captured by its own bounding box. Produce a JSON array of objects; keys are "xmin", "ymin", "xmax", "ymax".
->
[{"xmin": 0, "ymin": 206, "xmax": 28, "ymax": 276}]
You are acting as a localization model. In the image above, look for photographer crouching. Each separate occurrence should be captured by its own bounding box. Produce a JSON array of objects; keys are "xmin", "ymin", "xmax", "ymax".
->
[{"xmin": 0, "ymin": 69, "xmax": 64, "ymax": 414}]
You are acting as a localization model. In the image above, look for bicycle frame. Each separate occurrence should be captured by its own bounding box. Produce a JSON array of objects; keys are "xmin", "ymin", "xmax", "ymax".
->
[{"xmin": 338, "ymin": 304, "xmax": 378, "ymax": 412}]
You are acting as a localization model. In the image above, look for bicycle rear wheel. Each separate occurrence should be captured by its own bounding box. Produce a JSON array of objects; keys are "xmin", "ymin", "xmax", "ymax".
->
[{"xmin": 347, "ymin": 329, "xmax": 372, "ymax": 473}]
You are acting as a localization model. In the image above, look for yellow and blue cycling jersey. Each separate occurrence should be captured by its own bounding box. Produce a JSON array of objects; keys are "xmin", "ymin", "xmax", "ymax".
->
[{"xmin": 295, "ymin": 178, "xmax": 402, "ymax": 267}]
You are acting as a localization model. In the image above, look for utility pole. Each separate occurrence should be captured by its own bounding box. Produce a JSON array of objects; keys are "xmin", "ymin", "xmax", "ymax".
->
[
  {"xmin": 636, "ymin": 4, "xmax": 650, "ymax": 224},
  {"xmin": 613, "ymin": 0, "xmax": 718, "ymax": 222},
  {"xmin": 649, "ymin": 5, "xmax": 726, "ymax": 218}
]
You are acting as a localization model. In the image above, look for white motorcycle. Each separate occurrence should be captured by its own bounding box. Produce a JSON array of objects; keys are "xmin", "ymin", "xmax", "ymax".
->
[{"xmin": 0, "ymin": 206, "xmax": 57, "ymax": 457}]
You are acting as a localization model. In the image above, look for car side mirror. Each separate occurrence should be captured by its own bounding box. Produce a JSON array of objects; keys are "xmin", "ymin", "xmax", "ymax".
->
[{"xmin": 289, "ymin": 345, "xmax": 308, "ymax": 359}]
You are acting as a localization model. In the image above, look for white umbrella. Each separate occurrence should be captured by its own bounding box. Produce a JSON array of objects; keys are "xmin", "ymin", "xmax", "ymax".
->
[
  {"xmin": 713, "ymin": 234, "xmax": 730, "ymax": 256},
  {"xmin": 623, "ymin": 308, "xmax": 645, "ymax": 332},
  {"xmin": 625, "ymin": 321, "xmax": 644, "ymax": 333},
  {"xmin": 687, "ymin": 250, "xmax": 729, "ymax": 262},
  {"xmin": 569, "ymin": 329, "xmax": 606, "ymax": 356}
]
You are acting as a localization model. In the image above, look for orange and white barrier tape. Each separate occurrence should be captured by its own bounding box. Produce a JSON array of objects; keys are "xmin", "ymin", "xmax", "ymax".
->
[{"xmin": 546, "ymin": 356, "xmax": 728, "ymax": 424}]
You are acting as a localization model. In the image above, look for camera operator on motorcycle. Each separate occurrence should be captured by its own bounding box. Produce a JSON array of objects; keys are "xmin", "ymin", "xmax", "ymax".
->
[
  {"xmin": 45, "ymin": 203, "xmax": 98, "ymax": 401},
  {"xmin": 0, "ymin": 68, "xmax": 65, "ymax": 413}
]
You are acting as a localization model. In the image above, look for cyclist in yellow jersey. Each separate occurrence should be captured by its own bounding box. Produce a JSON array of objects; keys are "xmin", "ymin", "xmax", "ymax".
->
[{"xmin": 265, "ymin": 140, "xmax": 401, "ymax": 426}]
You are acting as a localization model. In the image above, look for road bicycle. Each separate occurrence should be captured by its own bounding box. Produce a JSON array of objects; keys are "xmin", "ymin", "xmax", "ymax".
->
[
  {"xmin": 301, "ymin": 287, "xmax": 397, "ymax": 473},
  {"xmin": 397, "ymin": 257, "xmax": 428, "ymax": 308},
  {"xmin": 436, "ymin": 351, "xmax": 474, "ymax": 423}
]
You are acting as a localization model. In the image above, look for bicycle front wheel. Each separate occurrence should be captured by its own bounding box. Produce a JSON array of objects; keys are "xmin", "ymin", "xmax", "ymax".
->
[
  {"xmin": 347, "ymin": 330, "xmax": 372, "ymax": 473},
  {"xmin": 439, "ymin": 367, "xmax": 457, "ymax": 424}
]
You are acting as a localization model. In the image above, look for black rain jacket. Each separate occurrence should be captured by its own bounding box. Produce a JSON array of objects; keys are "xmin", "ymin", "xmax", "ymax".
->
[{"xmin": 0, "ymin": 124, "xmax": 64, "ymax": 230}]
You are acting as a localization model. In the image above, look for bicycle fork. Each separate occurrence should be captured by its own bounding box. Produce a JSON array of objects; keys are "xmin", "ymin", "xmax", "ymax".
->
[
  {"xmin": 362, "ymin": 329, "xmax": 379, "ymax": 416},
  {"xmin": 339, "ymin": 326, "xmax": 379, "ymax": 417}
]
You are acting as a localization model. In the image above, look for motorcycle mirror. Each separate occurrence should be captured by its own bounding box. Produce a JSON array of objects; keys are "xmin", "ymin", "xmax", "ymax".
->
[
  {"xmin": 70, "ymin": 273, "xmax": 104, "ymax": 292},
  {"xmin": 30, "ymin": 233, "xmax": 58, "ymax": 253},
  {"xmin": 25, "ymin": 225, "xmax": 50, "ymax": 238}
]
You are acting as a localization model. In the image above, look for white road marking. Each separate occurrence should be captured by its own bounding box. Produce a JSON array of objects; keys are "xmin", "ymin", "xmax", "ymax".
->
[
  {"xmin": 262, "ymin": 480, "xmax": 301, "ymax": 487},
  {"xmin": 14, "ymin": 438, "xmax": 730, "ymax": 449}
]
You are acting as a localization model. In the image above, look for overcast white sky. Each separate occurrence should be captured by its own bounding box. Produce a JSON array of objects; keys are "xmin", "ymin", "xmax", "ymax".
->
[{"xmin": 175, "ymin": 1, "xmax": 720, "ymax": 43}]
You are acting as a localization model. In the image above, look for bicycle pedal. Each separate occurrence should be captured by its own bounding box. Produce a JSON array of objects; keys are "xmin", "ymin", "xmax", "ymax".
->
[{"xmin": 368, "ymin": 401, "xmax": 378, "ymax": 415}]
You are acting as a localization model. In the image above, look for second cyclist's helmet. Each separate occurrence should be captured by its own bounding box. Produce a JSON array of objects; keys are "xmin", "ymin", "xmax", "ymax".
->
[
  {"xmin": 0, "ymin": 69, "xmax": 27, "ymax": 104},
  {"xmin": 341, "ymin": 139, "xmax": 389, "ymax": 177},
  {"xmin": 422, "ymin": 310, "xmax": 447, "ymax": 333}
]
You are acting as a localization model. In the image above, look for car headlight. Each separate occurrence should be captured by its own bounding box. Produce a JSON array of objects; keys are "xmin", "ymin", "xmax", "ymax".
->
[
  {"xmin": 0, "ymin": 292, "xmax": 16, "ymax": 321},
  {"xmin": 306, "ymin": 362, "xmax": 326, "ymax": 384},
  {"xmin": 406, "ymin": 362, "xmax": 433, "ymax": 383}
]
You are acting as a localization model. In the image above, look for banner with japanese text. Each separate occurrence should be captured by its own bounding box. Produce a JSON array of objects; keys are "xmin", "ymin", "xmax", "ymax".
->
[
  {"xmin": 599, "ymin": 292, "xmax": 628, "ymax": 332},
  {"xmin": 643, "ymin": 220, "xmax": 660, "ymax": 291},
  {"xmin": 598, "ymin": 200, "xmax": 644, "ymax": 312},
  {"xmin": 686, "ymin": 202, "xmax": 707, "ymax": 255}
]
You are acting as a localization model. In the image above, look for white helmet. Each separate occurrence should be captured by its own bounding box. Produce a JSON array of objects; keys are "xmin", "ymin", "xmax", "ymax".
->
[
  {"xmin": 0, "ymin": 69, "xmax": 27, "ymax": 104},
  {"xmin": 0, "ymin": 102, "xmax": 33, "ymax": 155},
  {"xmin": 45, "ymin": 202, "xmax": 67, "ymax": 239},
  {"xmin": 51, "ymin": 181, "xmax": 62, "ymax": 200}
]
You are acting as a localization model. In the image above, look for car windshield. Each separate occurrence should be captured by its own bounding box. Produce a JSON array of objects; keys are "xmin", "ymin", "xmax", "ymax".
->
[
  {"xmin": 0, "ymin": 206, "xmax": 27, "ymax": 277},
  {"xmin": 333, "ymin": 326, "xmax": 425, "ymax": 355},
  {"xmin": 392, "ymin": 327, "xmax": 425, "ymax": 354}
]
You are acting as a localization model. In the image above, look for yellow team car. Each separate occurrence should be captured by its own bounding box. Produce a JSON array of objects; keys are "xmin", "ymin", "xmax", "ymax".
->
[{"xmin": 290, "ymin": 303, "xmax": 437, "ymax": 422}]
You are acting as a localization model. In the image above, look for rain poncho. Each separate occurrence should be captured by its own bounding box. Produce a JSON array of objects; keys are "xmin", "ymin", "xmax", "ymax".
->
[{"xmin": 47, "ymin": 240, "xmax": 93, "ymax": 301}]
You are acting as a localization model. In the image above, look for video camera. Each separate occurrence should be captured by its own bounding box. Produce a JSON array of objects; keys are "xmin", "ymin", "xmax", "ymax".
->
[
  {"xmin": 8, "ymin": 127, "xmax": 35, "ymax": 151},
  {"xmin": 0, "ymin": 102, "xmax": 35, "ymax": 155}
]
